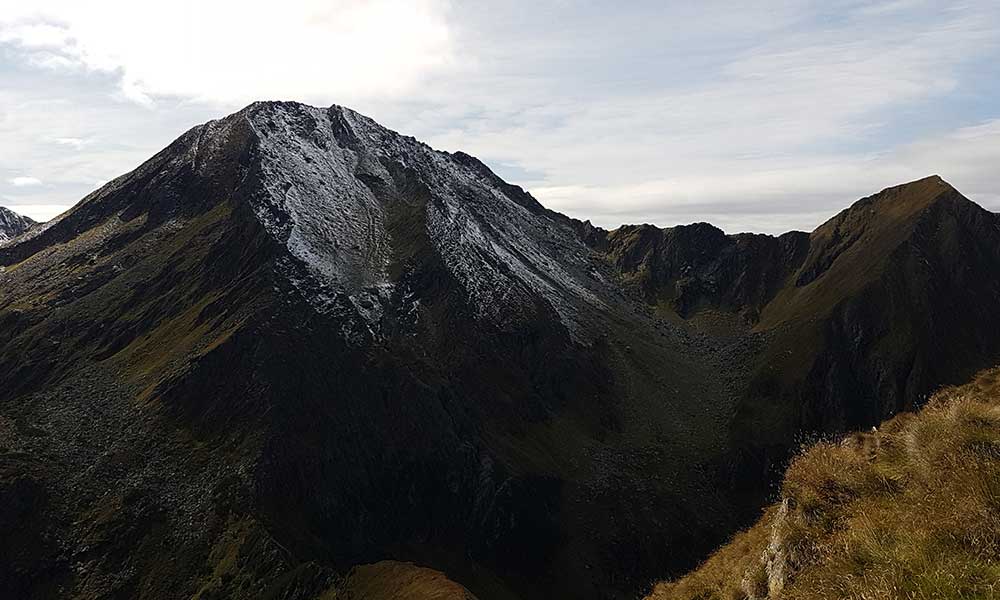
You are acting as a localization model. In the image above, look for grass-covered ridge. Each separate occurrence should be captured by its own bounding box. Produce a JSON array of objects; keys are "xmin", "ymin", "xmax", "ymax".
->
[{"xmin": 648, "ymin": 367, "xmax": 1000, "ymax": 600}]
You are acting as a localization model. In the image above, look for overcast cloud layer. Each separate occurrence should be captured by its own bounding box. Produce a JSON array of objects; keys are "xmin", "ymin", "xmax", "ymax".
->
[{"xmin": 1, "ymin": 0, "xmax": 998, "ymax": 232}]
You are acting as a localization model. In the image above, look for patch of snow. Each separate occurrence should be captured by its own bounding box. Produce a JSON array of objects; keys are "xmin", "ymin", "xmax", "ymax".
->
[{"xmin": 245, "ymin": 104, "xmax": 392, "ymax": 315}]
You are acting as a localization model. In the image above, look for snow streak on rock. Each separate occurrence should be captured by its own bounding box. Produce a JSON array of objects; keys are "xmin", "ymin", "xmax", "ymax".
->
[{"xmin": 237, "ymin": 102, "xmax": 610, "ymax": 342}]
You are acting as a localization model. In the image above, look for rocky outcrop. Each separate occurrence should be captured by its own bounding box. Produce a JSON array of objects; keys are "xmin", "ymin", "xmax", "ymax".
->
[
  {"xmin": 740, "ymin": 497, "xmax": 805, "ymax": 599},
  {"xmin": 594, "ymin": 222, "xmax": 809, "ymax": 320}
]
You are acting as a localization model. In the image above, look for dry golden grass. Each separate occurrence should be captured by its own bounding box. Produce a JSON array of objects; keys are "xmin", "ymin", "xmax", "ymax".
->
[{"xmin": 647, "ymin": 368, "xmax": 1000, "ymax": 600}]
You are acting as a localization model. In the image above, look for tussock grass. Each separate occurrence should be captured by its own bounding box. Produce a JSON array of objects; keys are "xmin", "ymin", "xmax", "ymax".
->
[{"xmin": 647, "ymin": 368, "xmax": 1000, "ymax": 600}]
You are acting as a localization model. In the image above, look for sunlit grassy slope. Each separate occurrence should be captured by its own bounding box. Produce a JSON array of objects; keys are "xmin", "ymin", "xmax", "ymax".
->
[{"xmin": 647, "ymin": 367, "xmax": 1000, "ymax": 600}]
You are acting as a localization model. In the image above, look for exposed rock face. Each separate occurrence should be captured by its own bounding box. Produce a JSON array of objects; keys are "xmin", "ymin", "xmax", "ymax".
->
[
  {"xmin": 0, "ymin": 100, "xmax": 998, "ymax": 600},
  {"xmin": 598, "ymin": 222, "xmax": 809, "ymax": 320},
  {"xmin": 0, "ymin": 206, "xmax": 35, "ymax": 244},
  {"xmin": 752, "ymin": 497, "xmax": 798, "ymax": 599}
]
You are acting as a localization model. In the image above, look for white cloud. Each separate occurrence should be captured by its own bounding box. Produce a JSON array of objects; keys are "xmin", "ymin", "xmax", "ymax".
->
[
  {"xmin": 530, "ymin": 117, "xmax": 1000, "ymax": 233},
  {"xmin": 53, "ymin": 137, "xmax": 87, "ymax": 148},
  {"xmin": 7, "ymin": 176, "xmax": 43, "ymax": 187},
  {"xmin": 0, "ymin": 0, "xmax": 454, "ymax": 106},
  {"xmin": 0, "ymin": 22, "xmax": 72, "ymax": 47}
]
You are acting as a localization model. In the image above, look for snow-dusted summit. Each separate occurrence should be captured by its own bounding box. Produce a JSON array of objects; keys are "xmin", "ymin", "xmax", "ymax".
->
[
  {"xmin": 187, "ymin": 102, "xmax": 615, "ymax": 340},
  {"xmin": 0, "ymin": 206, "xmax": 35, "ymax": 244},
  {"xmin": 4, "ymin": 101, "xmax": 631, "ymax": 345}
]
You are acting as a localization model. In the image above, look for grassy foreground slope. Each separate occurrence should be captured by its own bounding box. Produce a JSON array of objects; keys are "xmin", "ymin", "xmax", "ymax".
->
[{"xmin": 647, "ymin": 367, "xmax": 1000, "ymax": 600}]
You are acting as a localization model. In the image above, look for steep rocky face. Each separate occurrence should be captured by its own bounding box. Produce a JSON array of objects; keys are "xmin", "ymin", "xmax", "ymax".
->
[
  {"xmin": 0, "ymin": 206, "xmax": 36, "ymax": 244},
  {"xmin": 597, "ymin": 222, "xmax": 809, "ymax": 321}
]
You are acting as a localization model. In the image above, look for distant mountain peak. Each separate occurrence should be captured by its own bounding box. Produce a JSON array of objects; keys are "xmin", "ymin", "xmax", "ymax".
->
[
  {"xmin": 0, "ymin": 206, "xmax": 35, "ymax": 244},
  {"xmin": 820, "ymin": 174, "xmax": 958, "ymax": 226}
]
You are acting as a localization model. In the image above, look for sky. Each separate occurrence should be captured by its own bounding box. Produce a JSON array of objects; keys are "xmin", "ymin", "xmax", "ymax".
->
[{"xmin": 0, "ymin": 0, "xmax": 998, "ymax": 233}]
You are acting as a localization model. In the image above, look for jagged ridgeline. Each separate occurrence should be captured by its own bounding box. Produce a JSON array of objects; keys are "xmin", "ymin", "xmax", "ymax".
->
[{"xmin": 1, "ymin": 101, "xmax": 999, "ymax": 600}]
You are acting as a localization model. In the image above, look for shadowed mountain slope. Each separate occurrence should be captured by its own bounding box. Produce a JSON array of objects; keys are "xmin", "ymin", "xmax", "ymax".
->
[{"xmin": 0, "ymin": 102, "xmax": 998, "ymax": 600}]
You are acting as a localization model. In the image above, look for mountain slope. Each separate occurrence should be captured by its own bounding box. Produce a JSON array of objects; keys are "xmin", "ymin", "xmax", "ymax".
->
[
  {"xmin": 646, "ymin": 366, "xmax": 1000, "ymax": 600},
  {"xmin": 0, "ymin": 101, "xmax": 741, "ymax": 600},
  {"xmin": 0, "ymin": 206, "xmax": 36, "ymax": 243}
]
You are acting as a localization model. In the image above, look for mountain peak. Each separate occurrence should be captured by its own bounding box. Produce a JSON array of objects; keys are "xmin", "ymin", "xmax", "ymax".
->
[
  {"xmin": 853, "ymin": 174, "xmax": 958, "ymax": 214},
  {"xmin": 0, "ymin": 206, "xmax": 36, "ymax": 244},
  {"xmin": 2, "ymin": 101, "xmax": 616, "ymax": 343},
  {"xmin": 817, "ymin": 175, "xmax": 963, "ymax": 235},
  {"xmin": 790, "ymin": 175, "xmax": 981, "ymax": 289}
]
